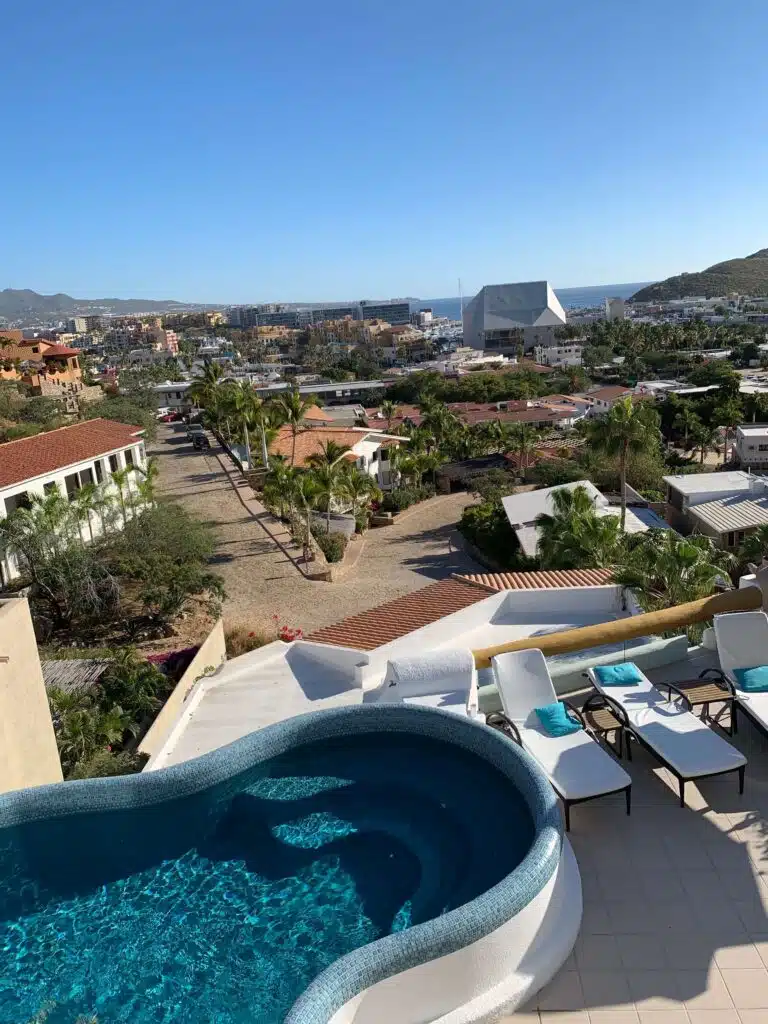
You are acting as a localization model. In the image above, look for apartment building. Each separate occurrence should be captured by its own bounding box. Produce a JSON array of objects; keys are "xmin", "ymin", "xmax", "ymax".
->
[
  {"xmin": 534, "ymin": 342, "xmax": 583, "ymax": 368},
  {"xmin": 735, "ymin": 425, "xmax": 768, "ymax": 469}
]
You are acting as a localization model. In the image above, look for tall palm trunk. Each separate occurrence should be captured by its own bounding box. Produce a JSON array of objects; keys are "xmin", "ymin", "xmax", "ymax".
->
[
  {"xmin": 619, "ymin": 440, "xmax": 628, "ymax": 533},
  {"xmin": 291, "ymin": 428, "xmax": 297, "ymax": 466}
]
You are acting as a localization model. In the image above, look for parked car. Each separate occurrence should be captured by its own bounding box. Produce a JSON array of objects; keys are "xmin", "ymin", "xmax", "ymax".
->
[
  {"xmin": 186, "ymin": 423, "xmax": 205, "ymax": 438},
  {"xmin": 192, "ymin": 434, "xmax": 210, "ymax": 450},
  {"xmin": 159, "ymin": 412, "xmax": 181, "ymax": 423}
]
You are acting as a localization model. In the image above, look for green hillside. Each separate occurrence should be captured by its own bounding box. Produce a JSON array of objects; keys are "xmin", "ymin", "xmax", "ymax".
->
[{"xmin": 632, "ymin": 248, "xmax": 768, "ymax": 302}]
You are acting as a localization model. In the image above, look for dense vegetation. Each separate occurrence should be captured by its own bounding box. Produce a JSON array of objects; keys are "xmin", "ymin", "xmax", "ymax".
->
[{"xmin": 632, "ymin": 248, "xmax": 768, "ymax": 301}]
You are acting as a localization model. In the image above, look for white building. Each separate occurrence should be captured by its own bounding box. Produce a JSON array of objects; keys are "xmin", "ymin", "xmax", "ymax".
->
[
  {"xmin": 154, "ymin": 381, "xmax": 194, "ymax": 414},
  {"xmin": 462, "ymin": 281, "xmax": 566, "ymax": 355},
  {"xmin": 0, "ymin": 419, "xmax": 147, "ymax": 584},
  {"xmin": 534, "ymin": 342, "xmax": 583, "ymax": 368},
  {"xmin": 585, "ymin": 384, "xmax": 633, "ymax": 416},
  {"xmin": 735, "ymin": 425, "xmax": 768, "ymax": 469},
  {"xmin": 605, "ymin": 297, "xmax": 626, "ymax": 321}
]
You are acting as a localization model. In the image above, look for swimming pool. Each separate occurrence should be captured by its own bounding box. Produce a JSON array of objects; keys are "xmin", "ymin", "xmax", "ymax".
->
[{"xmin": 0, "ymin": 705, "xmax": 578, "ymax": 1024}]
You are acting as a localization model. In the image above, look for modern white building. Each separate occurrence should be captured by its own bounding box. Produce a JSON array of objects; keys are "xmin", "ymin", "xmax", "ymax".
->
[
  {"xmin": 735, "ymin": 425, "xmax": 768, "ymax": 469},
  {"xmin": 662, "ymin": 469, "xmax": 765, "ymax": 539},
  {"xmin": 154, "ymin": 381, "xmax": 194, "ymax": 414},
  {"xmin": 584, "ymin": 384, "xmax": 633, "ymax": 416},
  {"xmin": 0, "ymin": 419, "xmax": 147, "ymax": 584},
  {"xmin": 462, "ymin": 281, "xmax": 566, "ymax": 355}
]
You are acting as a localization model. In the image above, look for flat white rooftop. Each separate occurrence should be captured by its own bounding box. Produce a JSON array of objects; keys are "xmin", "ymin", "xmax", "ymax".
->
[{"xmin": 663, "ymin": 471, "xmax": 752, "ymax": 495}]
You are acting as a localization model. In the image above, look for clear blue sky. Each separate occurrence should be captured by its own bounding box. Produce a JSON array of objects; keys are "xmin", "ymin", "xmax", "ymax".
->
[{"xmin": 3, "ymin": 0, "xmax": 768, "ymax": 303}]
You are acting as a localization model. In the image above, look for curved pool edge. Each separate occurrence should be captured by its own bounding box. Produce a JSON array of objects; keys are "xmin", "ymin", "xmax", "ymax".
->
[{"xmin": 0, "ymin": 704, "xmax": 569, "ymax": 1024}]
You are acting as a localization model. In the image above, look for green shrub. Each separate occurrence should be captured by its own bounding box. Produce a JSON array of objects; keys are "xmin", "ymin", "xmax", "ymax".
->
[
  {"xmin": 458, "ymin": 500, "xmax": 538, "ymax": 571},
  {"xmin": 381, "ymin": 485, "xmax": 434, "ymax": 513},
  {"xmin": 68, "ymin": 749, "xmax": 146, "ymax": 779},
  {"xmin": 313, "ymin": 530, "xmax": 348, "ymax": 563}
]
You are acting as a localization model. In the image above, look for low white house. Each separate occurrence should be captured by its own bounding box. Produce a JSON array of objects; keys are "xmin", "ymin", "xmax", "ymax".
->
[
  {"xmin": 154, "ymin": 381, "xmax": 193, "ymax": 414},
  {"xmin": 585, "ymin": 385, "xmax": 633, "ymax": 416},
  {"xmin": 0, "ymin": 419, "xmax": 146, "ymax": 584},
  {"xmin": 534, "ymin": 343, "xmax": 583, "ymax": 368},
  {"xmin": 735, "ymin": 425, "xmax": 768, "ymax": 469}
]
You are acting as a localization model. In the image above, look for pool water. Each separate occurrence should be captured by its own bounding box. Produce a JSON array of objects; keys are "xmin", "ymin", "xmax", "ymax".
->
[{"xmin": 0, "ymin": 732, "xmax": 534, "ymax": 1024}]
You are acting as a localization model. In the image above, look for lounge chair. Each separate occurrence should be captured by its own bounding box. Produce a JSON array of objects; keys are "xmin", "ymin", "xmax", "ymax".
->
[
  {"xmin": 586, "ymin": 661, "xmax": 746, "ymax": 807},
  {"xmin": 713, "ymin": 610, "xmax": 768, "ymax": 740},
  {"xmin": 490, "ymin": 649, "xmax": 631, "ymax": 830},
  {"xmin": 368, "ymin": 649, "xmax": 479, "ymax": 717}
]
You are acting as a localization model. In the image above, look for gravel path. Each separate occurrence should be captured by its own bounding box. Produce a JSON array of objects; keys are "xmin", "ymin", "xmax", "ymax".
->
[{"xmin": 150, "ymin": 426, "xmax": 481, "ymax": 636}]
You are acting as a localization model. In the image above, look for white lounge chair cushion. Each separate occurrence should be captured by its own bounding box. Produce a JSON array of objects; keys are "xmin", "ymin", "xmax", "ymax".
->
[
  {"xmin": 588, "ymin": 669, "xmax": 746, "ymax": 779},
  {"xmin": 714, "ymin": 611, "xmax": 768, "ymax": 733},
  {"xmin": 519, "ymin": 718, "xmax": 631, "ymax": 801}
]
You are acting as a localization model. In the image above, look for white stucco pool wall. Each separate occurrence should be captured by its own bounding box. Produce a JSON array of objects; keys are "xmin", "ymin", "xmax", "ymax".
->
[{"xmin": 328, "ymin": 840, "xmax": 582, "ymax": 1024}]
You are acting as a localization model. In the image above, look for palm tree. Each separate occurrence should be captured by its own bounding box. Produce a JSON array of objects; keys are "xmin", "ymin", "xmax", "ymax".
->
[
  {"xmin": 111, "ymin": 467, "xmax": 134, "ymax": 523},
  {"xmin": 614, "ymin": 530, "xmax": 730, "ymax": 623},
  {"xmin": 507, "ymin": 422, "xmax": 539, "ymax": 480},
  {"xmin": 290, "ymin": 472, "xmax": 321, "ymax": 560},
  {"xmin": 136, "ymin": 456, "xmax": 160, "ymax": 506},
  {"xmin": 737, "ymin": 524, "xmax": 768, "ymax": 572},
  {"xmin": 673, "ymin": 405, "xmax": 701, "ymax": 449},
  {"xmin": 245, "ymin": 397, "xmax": 275, "ymax": 469},
  {"xmin": 306, "ymin": 439, "xmax": 352, "ymax": 468},
  {"xmin": 263, "ymin": 460, "xmax": 298, "ymax": 519},
  {"xmin": 712, "ymin": 398, "xmax": 744, "ymax": 465},
  {"xmin": 588, "ymin": 398, "xmax": 660, "ymax": 531},
  {"xmin": 341, "ymin": 467, "xmax": 381, "ymax": 526},
  {"xmin": 380, "ymin": 399, "xmax": 400, "ymax": 431},
  {"xmin": 308, "ymin": 461, "xmax": 349, "ymax": 534},
  {"xmin": 536, "ymin": 484, "xmax": 622, "ymax": 570},
  {"xmin": 188, "ymin": 361, "xmax": 224, "ymax": 410},
  {"xmin": 690, "ymin": 423, "xmax": 720, "ymax": 465},
  {"xmin": 72, "ymin": 483, "xmax": 98, "ymax": 544},
  {"xmin": 276, "ymin": 390, "xmax": 314, "ymax": 466}
]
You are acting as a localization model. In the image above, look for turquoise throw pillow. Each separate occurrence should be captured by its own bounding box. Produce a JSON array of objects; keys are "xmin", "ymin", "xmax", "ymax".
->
[
  {"xmin": 535, "ymin": 702, "xmax": 581, "ymax": 737},
  {"xmin": 734, "ymin": 666, "xmax": 768, "ymax": 693},
  {"xmin": 594, "ymin": 662, "xmax": 642, "ymax": 686}
]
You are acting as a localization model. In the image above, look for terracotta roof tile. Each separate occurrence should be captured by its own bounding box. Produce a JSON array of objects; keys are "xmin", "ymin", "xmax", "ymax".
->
[
  {"xmin": 40, "ymin": 344, "xmax": 81, "ymax": 358},
  {"xmin": 457, "ymin": 568, "xmax": 615, "ymax": 592},
  {"xmin": 303, "ymin": 405, "xmax": 333, "ymax": 422},
  {"xmin": 269, "ymin": 426, "xmax": 401, "ymax": 467},
  {"xmin": 587, "ymin": 385, "xmax": 632, "ymax": 401},
  {"xmin": 0, "ymin": 418, "xmax": 144, "ymax": 490},
  {"xmin": 304, "ymin": 579, "xmax": 487, "ymax": 650}
]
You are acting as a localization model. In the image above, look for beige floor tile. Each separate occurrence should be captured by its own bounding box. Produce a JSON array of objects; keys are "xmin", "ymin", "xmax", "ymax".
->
[
  {"xmin": 626, "ymin": 971, "xmax": 684, "ymax": 1010},
  {"xmin": 538, "ymin": 972, "xmax": 586, "ymax": 1012},
  {"xmin": 736, "ymin": 904, "xmax": 768, "ymax": 934},
  {"xmin": 748, "ymin": 937, "xmax": 768, "ymax": 968},
  {"xmin": 720, "ymin": 970, "xmax": 768, "ymax": 1009},
  {"xmin": 582, "ymin": 904, "xmax": 614, "ymax": 935},
  {"xmin": 617, "ymin": 935, "xmax": 668, "ymax": 970},
  {"xmin": 589, "ymin": 1013, "xmax": 640, "ymax": 1023},
  {"xmin": 686, "ymin": 1012, "xmax": 740, "ymax": 1024},
  {"xmin": 738, "ymin": 1011, "xmax": 768, "ymax": 1023},
  {"xmin": 580, "ymin": 971, "xmax": 634, "ymax": 1012},
  {"xmin": 575, "ymin": 935, "xmax": 624, "ymax": 970},
  {"xmin": 538, "ymin": 1014, "xmax": 589, "ymax": 1023},
  {"xmin": 714, "ymin": 945, "xmax": 764, "ymax": 970},
  {"xmin": 681, "ymin": 969, "xmax": 735, "ymax": 1010},
  {"xmin": 663, "ymin": 939, "xmax": 716, "ymax": 971},
  {"xmin": 636, "ymin": 1013, "xmax": 690, "ymax": 1024}
]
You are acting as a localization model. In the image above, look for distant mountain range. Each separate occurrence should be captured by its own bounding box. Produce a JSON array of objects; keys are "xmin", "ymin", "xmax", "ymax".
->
[
  {"xmin": 632, "ymin": 249, "xmax": 768, "ymax": 302},
  {"xmin": 0, "ymin": 289, "xmax": 222, "ymax": 321}
]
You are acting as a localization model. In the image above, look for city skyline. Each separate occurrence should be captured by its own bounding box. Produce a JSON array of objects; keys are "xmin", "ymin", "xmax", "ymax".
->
[{"xmin": 4, "ymin": 0, "xmax": 768, "ymax": 301}]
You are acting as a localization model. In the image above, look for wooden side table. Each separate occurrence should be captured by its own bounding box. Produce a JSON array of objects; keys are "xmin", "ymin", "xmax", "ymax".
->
[
  {"xmin": 657, "ymin": 669, "xmax": 737, "ymax": 735},
  {"xmin": 581, "ymin": 693, "xmax": 627, "ymax": 758}
]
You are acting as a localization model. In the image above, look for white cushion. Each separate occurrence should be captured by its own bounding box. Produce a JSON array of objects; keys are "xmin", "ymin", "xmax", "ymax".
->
[
  {"xmin": 588, "ymin": 668, "xmax": 746, "ymax": 779},
  {"xmin": 519, "ymin": 721, "xmax": 631, "ymax": 801},
  {"xmin": 734, "ymin": 689, "xmax": 768, "ymax": 732},
  {"xmin": 402, "ymin": 691, "xmax": 471, "ymax": 715}
]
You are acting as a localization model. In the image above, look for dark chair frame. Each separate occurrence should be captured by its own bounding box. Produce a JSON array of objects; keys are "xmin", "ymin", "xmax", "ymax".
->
[{"xmin": 486, "ymin": 704, "xmax": 632, "ymax": 832}]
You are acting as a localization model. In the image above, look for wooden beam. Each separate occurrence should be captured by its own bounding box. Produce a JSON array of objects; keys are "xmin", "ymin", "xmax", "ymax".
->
[{"xmin": 472, "ymin": 586, "xmax": 763, "ymax": 669}]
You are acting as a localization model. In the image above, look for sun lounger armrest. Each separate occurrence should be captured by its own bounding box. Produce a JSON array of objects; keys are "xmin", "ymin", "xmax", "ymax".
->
[
  {"xmin": 486, "ymin": 712, "xmax": 522, "ymax": 746},
  {"xmin": 662, "ymin": 682, "xmax": 694, "ymax": 711},
  {"xmin": 562, "ymin": 700, "xmax": 586, "ymax": 729},
  {"xmin": 699, "ymin": 668, "xmax": 735, "ymax": 696},
  {"xmin": 594, "ymin": 692, "xmax": 630, "ymax": 728}
]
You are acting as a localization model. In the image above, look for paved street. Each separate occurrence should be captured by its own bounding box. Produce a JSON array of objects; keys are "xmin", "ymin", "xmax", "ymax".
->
[{"xmin": 150, "ymin": 426, "xmax": 480, "ymax": 637}]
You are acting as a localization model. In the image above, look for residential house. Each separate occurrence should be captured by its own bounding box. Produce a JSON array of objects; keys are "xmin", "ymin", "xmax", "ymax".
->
[
  {"xmin": 534, "ymin": 342, "xmax": 584, "ymax": 368},
  {"xmin": 663, "ymin": 470, "xmax": 768, "ymax": 547},
  {"xmin": 584, "ymin": 385, "xmax": 632, "ymax": 416},
  {"xmin": 268, "ymin": 426, "xmax": 403, "ymax": 489},
  {"xmin": 501, "ymin": 480, "xmax": 668, "ymax": 557},
  {"xmin": 0, "ymin": 419, "xmax": 147, "ymax": 584}
]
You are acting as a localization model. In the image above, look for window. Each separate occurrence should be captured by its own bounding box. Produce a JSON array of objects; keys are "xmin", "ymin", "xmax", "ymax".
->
[
  {"xmin": 175, "ymin": 391, "xmax": 182, "ymax": 399},
  {"xmin": 64, "ymin": 473, "xmax": 80, "ymax": 499},
  {"xmin": 109, "ymin": 454, "xmax": 119, "ymax": 473},
  {"xmin": 79, "ymin": 467, "xmax": 94, "ymax": 487},
  {"xmin": 726, "ymin": 531, "xmax": 736, "ymax": 547},
  {"xmin": 94, "ymin": 460, "xmax": 104, "ymax": 484},
  {"xmin": 124, "ymin": 448, "xmax": 134, "ymax": 468},
  {"xmin": 138, "ymin": 443, "xmax": 146, "ymax": 462},
  {"xmin": 759, "ymin": 445, "xmax": 768, "ymax": 452},
  {"xmin": 44, "ymin": 481, "xmax": 58, "ymax": 496},
  {"xmin": 5, "ymin": 491, "xmax": 30, "ymax": 514}
]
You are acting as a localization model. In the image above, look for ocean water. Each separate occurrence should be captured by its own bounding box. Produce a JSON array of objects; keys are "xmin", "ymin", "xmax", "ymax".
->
[
  {"xmin": 0, "ymin": 733, "xmax": 533, "ymax": 1024},
  {"xmin": 419, "ymin": 282, "xmax": 652, "ymax": 320}
]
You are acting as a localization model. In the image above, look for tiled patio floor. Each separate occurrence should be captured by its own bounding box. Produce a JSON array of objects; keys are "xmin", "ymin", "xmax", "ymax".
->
[{"xmin": 508, "ymin": 704, "xmax": 768, "ymax": 1024}]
